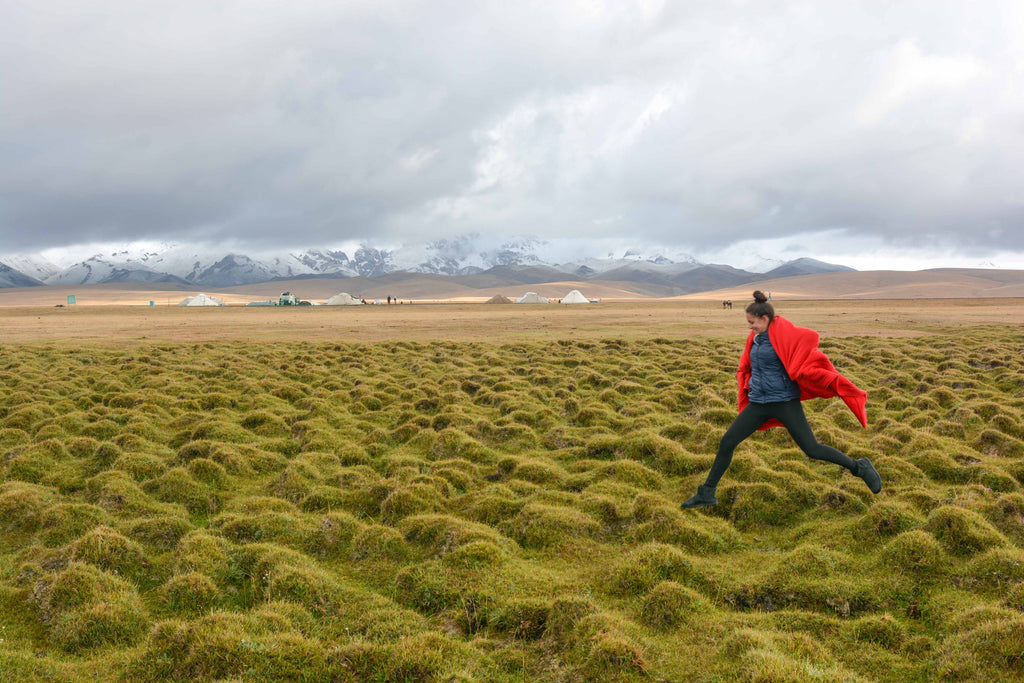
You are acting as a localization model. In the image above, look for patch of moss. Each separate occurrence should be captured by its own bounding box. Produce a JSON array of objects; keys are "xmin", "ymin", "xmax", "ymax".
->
[
  {"xmin": 937, "ymin": 615, "xmax": 1024, "ymax": 681},
  {"xmin": 380, "ymin": 483, "xmax": 440, "ymax": 523},
  {"xmin": 143, "ymin": 467, "xmax": 220, "ymax": 515},
  {"xmin": 186, "ymin": 457, "xmax": 229, "ymax": 488},
  {"xmin": 127, "ymin": 515, "xmax": 193, "ymax": 551},
  {"xmin": 351, "ymin": 524, "xmax": 408, "ymax": 561},
  {"xmin": 160, "ymin": 572, "xmax": 220, "ymax": 616},
  {"xmin": 850, "ymin": 613, "xmax": 907, "ymax": 650},
  {"xmin": 1005, "ymin": 582, "xmax": 1024, "ymax": 611},
  {"xmin": 985, "ymin": 493, "xmax": 1024, "ymax": 544},
  {"xmin": 509, "ymin": 457, "xmax": 570, "ymax": 487},
  {"xmin": 458, "ymin": 486, "xmax": 526, "ymax": 526},
  {"xmin": 867, "ymin": 500, "xmax": 926, "ymax": 537},
  {"xmin": 441, "ymin": 540, "xmax": 510, "ymax": 571},
  {"xmin": 631, "ymin": 504, "xmax": 741, "ymax": 553},
  {"xmin": 68, "ymin": 525, "xmax": 147, "ymax": 578},
  {"xmin": 175, "ymin": 531, "xmax": 230, "ymax": 579},
  {"xmin": 430, "ymin": 428, "xmax": 495, "ymax": 463},
  {"xmin": 964, "ymin": 547, "xmax": 1024, "ymax": 589},
  {"xmin": 127, "ymin": 614, "xmax": 249, "ymax": 681},
  {"xmin": 263, "ymin": 562, "xmax": 343, "ymax": 616},
  {"xmin": 240, "ymin": 409, "xmax": 291, "ymax": 437},
  {"xmin": 0, "ymin": 481, "xmax": 56, "ymax": 533},
  {"xmin": 719, "ymin": 480, "xmax": 817, "ymax": 529},
  {"xmin": 567, "ymin": 612, "xmax": 649, "ymax": 680},
  {"xmin": 881, "ymin": 529, "xmax": 947, "ymax": 578},
  {"xmin": 214, "ymin": 510, "xmax": 313, "ymax": 547},
  {"xmin": 500, "ymin": 503, "xmax": 601, "ymax": 549},
  {"xmin": 112, "ymin": 451, "xmax": 167, "ymax": 482},
  {"xmin": 639, "ymin": 580, "xmax": 707, "ymax": 629},
  {"xmin": 608, "ymin": 542, "xmax": 696, "ymax": 595},
  {"xmin": 974, "ymin": 429, "xmax": 1024, "ymax": 459},
  {"xmin": 393, "ymin": 560, "xmax": 461, "ymax": 614},
  {"xmin": 37, "ymin": 502, "xmax": 109, "ymax": 546},
  {"xmin": 925, "ymin": 505, "xmax": 1006, "ymax": 555},
  {"xmin": 31, "ymin": 561, "xmax": 150, "ymax": 653},
  {"xmin": 593, "ymin": 458, "xmax": 664, "ymax": 490},
  {"xmin": 86, "ymin": 470, "xmax": 175, "ymax": 517},
  {"xmin": 400, "ymin": 513, "xmax": 513, "ymax": 555}
]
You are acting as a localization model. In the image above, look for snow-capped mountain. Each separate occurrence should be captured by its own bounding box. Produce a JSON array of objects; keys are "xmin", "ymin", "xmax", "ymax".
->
[
  {"xmin": 45, "ymin": 254, "xmax": 137, "ymax": 286},
  {"xmin": 0, "ymin": 237, "xmax": 854, "ymax": 289},
  {"xmin": 0, "ymin": 255, "xmax": 60, "ymax": 282},
  {"xmin": 285, "ymin": 250, "xmax": 360, "ymax": 278},
  {"xmin": 383, "ymin": 236, "xmax": 547, "ymax": 275},
  {"xmin": 0, "ymin": 263, "xmax": 44, "ymax": 288},
  {"xmin": 740, "ymin": 256, "xmax": 788, "ymax": 274}
]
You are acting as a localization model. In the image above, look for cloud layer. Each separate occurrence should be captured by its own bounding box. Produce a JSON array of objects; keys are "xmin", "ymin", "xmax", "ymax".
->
[{"xmin": 2, "ymin": 1, "xmax": 1023, "ymax": 267}]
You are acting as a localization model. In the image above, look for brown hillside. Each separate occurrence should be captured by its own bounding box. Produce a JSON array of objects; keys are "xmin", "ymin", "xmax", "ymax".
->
[
  {"xmin": 676, "ymin": 268, "xmax": 1024, "ymax": 300},
  {"xmin": 0, "ymin": 268, "xmax": 1022, "ymax": 307}
]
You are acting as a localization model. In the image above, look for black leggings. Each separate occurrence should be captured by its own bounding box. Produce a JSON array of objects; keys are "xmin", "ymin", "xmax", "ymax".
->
[{"xmin": 704, "ymin": 399, "xmax": 857, "ymax": 488}]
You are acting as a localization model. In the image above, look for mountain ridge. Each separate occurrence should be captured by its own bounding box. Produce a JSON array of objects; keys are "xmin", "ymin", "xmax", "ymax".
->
[{"xmin": 0, "ymin": 239, "xmax": 851, "ymax": 294}]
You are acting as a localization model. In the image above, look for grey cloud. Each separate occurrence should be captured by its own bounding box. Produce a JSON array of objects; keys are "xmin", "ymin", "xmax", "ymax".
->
[{"xmin": 2, "ymin": 0, "xmax": 1023, "ymax": 261}]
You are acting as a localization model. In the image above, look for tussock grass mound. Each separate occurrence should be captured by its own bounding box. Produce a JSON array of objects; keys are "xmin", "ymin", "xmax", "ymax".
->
[
  {"xmin": 30, "ymin": 561, "xmax": 150, "ymax": 652},
  {"xmin": 607, "ymin": 542, "xmax": 698, "ymax": 595},
  {"xmin": 0, "ymin": 481, "xmax": 57, "ymax": 532},
  {"xmin": 2, "ymin": 330, "xmax": 1024, "ymax": 680},
  {"xmin": 68, "ymin": 525, "xmax": 148, "ymax": 578},
  {"xmin": 640, "ymin": 580, "xmax": 709, "ymax": 629},
  {"xmin": 881, "ymin": 529, "xmax": 948, "ymax": 579},
  {"xmin": 500, "ymin": 502, "xmax": 602, "ymax": 548},
  {"xmin": 159, "ymin": 571, "xmax": 221, "ymax": 615},
  {"xmin": 926, "ymin": 505, "xmax": 1006, "ymax": 555}
]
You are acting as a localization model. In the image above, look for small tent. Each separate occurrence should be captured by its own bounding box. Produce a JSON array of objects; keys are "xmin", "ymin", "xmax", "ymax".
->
[
  {"xmin": 560, "ymin": 290, "xmax": 590, "ymax": 304},
  {"xmin": 516, "ymin": 291, "xmax": 549, "ymax": 304},
  {"xmin": 485, "ymin": 294, "xmax": 513, "ymax": 304},
  {"xmin": 178, "ymin": 293, "xmax": 225, "ymax": 306},
  {"xmin": 324, "ymin": 292, "xmax": 363, "ymax": 306}
]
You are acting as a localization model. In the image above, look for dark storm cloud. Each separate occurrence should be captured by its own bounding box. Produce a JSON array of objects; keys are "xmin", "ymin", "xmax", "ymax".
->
[{"xmin": 2, "ymin": 0, "xmax": 1022, "ymax": 260}]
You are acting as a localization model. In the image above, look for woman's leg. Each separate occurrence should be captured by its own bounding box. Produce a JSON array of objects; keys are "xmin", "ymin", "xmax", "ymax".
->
[
  {"xmin": 682, "ymin": 403, "xmax": 772, "ymax": 508},
  {"xmin": 772, "ymin": 399, "xmax": 857, "ymax": 470},
  {"xmin": 703, "ymin": 402, "xmax": 773, "ymax": 488}
]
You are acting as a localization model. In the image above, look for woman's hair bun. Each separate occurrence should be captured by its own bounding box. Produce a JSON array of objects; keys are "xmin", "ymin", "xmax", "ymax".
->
[{"xmin": 752, "ymin": 290, "xmax": 768, "ymax": 303}]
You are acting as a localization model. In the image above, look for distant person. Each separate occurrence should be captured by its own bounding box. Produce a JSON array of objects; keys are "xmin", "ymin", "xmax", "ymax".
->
[
  {"xmin": 387, "ymin": 295, "xmax": 392, "ymax": 304},
  {"xmin": 681, "ymin": 291, "xmax": 880, "ymax": 508}
]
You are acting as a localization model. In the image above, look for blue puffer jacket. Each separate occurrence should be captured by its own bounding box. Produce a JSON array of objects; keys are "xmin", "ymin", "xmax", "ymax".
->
[{"xmin": 747, "ymin": 331, "xmax": 801, "ymax": 404}]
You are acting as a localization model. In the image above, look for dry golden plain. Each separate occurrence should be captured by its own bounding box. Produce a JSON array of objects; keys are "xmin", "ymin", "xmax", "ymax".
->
[{"xmin": 1, "ymin": 297, "xmax": 1022, "ymax": 345}]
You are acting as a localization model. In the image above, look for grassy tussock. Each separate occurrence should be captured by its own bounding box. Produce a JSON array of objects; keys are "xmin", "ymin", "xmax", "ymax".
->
[{"xmin": 0, "ymin": 330, "xmax": 1023, "ymax": 680}]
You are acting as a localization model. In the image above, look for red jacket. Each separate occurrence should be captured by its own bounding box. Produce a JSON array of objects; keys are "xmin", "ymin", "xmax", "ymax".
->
[{"xmin": 737, "ymin": 316, "xmax": 867, "ymax": 430}]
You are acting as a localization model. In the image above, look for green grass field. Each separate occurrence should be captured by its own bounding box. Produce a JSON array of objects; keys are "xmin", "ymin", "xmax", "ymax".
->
[{"xmin": 1, "ymin": 324, "xmax": 1023, "ymax": 681}]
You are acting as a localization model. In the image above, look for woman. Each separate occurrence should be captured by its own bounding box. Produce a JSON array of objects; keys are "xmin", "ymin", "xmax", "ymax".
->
[{"xmin": 681, "ymin": 291, "xmax": 881, "ymax": 508}]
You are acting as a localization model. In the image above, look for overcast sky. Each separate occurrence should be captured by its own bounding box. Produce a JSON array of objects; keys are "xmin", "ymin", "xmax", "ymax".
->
[{"xmin": 3, "ymin": 0, "xmax": 1023, "ymax": 270}]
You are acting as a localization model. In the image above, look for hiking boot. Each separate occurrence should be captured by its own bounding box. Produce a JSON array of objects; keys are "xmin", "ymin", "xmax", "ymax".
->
[
  {"xmin": 855, "ymin": 458, "xmax": 882, "ymax": 494},
  {"xmin": 681, "ymin": 485, "xmax": 718, "ymax": 509}
]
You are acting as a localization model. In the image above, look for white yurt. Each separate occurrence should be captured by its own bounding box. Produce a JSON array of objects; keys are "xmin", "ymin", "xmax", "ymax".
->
[
  {"xmin": 324, "ymin": 292, "xmax": 363, "ymax": 306},
  {"xmin": 516, "ymin": 291, "xmax": 549, "ymax": 304},
  {"xmin": 178, "ymin": 293, "xmax": 225, "ymax": 306},
  {"xmin": 560, "ymin": 290, "xmax": 590, "ymax": 304}
]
